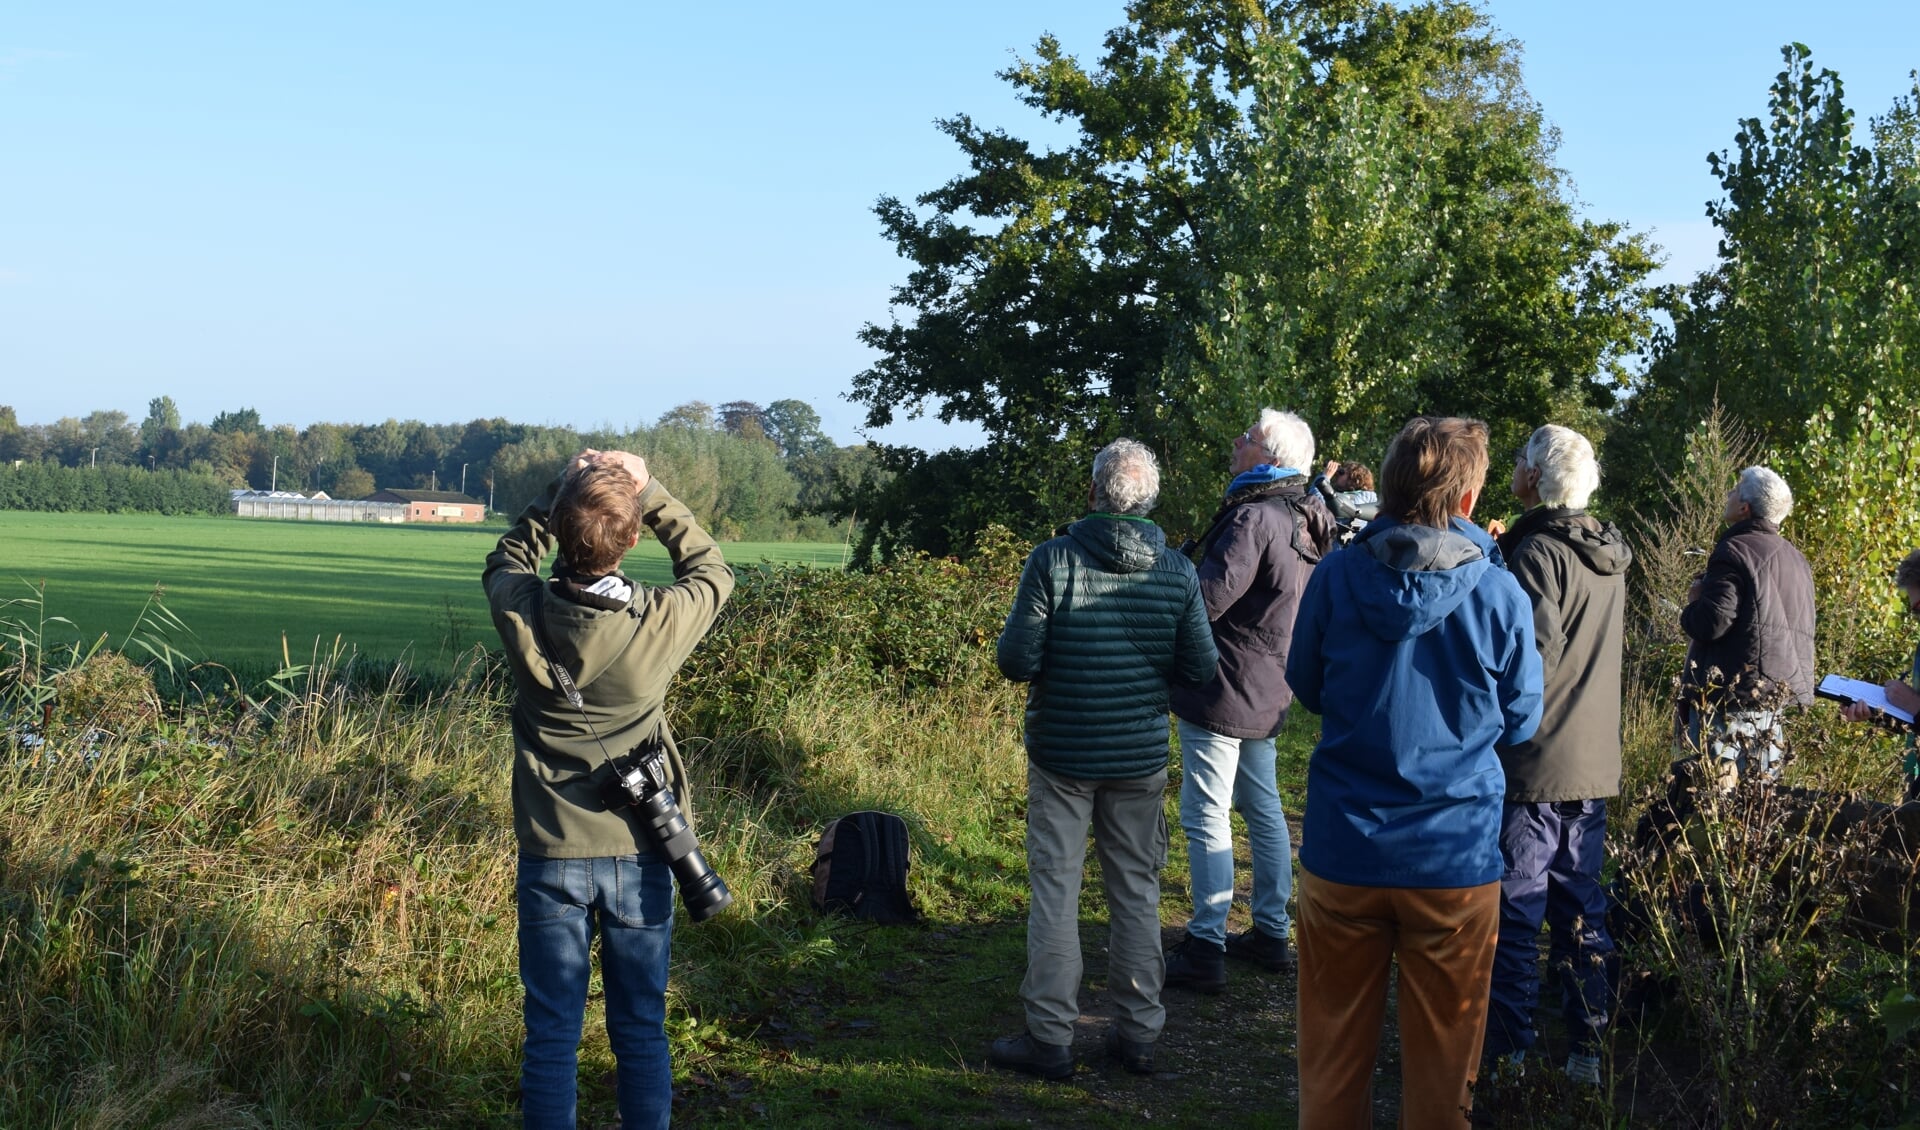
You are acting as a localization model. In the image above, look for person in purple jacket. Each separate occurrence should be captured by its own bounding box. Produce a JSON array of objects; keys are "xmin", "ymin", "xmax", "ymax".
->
[
  {"xmin": 1164, "ymin": 408, "xmax": 1333, "ymax": 993},
  {"xmin": 1285, "ymin": 416, "xmax": 1543, "ymax": 1128}
]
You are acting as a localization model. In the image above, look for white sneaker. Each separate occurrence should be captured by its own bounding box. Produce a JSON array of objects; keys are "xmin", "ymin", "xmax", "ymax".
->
[{"xmin": 1565, "ymin": 1052, "xmax": 1602, "ymax": 1086}]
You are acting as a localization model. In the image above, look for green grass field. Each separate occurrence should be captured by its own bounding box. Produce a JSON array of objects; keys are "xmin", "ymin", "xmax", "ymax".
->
[{"xmin": 0, "ymin": 512, "xmax": 848, "ymax": 668}]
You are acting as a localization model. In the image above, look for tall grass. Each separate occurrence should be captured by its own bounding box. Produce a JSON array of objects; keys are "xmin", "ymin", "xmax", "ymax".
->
[{"xmin": 0, "ymin": 535, "xmax": 1030, "ymax": 1127}]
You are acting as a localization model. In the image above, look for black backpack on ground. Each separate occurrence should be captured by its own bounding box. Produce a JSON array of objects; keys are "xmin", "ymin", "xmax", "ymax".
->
[{"xmin": 810, "ymin": 811, "xmax": 919, "ymax": 925}]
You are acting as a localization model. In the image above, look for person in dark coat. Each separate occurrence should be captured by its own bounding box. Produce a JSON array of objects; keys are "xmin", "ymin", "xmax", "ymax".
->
[
  {"xmin": 1286, "ymin": 416, "xmax": 1542, "ymax": 1128},
  {"xmin": 988, "ymin": 438, "xmax": 1219, "ymax": 1081},
  {"xmin": 1164, "ymin": 408, "xmax": 1333, "ymax": 992},
  {"xmin": 1482, "ymin": 425, "xmax": 1631, "ymax": 1087},
  {"xmin": 1679, "ymin": 465, "xmax": 1817, "ymax": 786}
]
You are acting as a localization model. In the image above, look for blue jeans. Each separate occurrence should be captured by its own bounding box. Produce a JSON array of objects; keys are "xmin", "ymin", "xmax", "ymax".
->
[
  {"xmin": 517, "ymin": 853, "xmax": 674, "ymax": 1130},
  {"xmin": 1176, "ymin": 717, "xmax": 1292, "ymax": 946},
  {"xmin": 1485, "ymin": 800, "xmax": 1615, "ymax": 1058}
]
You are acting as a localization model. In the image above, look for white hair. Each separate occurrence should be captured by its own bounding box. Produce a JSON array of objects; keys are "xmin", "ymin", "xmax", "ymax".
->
[
  {"xmin": 1255, "ymin": 408, "xmax": 1315, "ymax": 472},
  {"xmin": 1736, "ymin": 465, "xmax": 1794, "ymax": 524},
  {"xmin": 1092, "ymin": 437, "xmax": 1160, "ymax": 516},
  {"xmin": 1523, "ymin": 424, "xmax": 1600, "ymax": 510}
]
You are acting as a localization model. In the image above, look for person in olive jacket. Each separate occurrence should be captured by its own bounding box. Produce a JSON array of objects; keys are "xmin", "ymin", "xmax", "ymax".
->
[
  {"xmin": 1678, "ymin": 465, "xmax": 1816, "ymax": 785},
  {"xmin": 1482, "ymin": 425, "xmax": 1631, "ymax": 1087},
  {"xmin": 1164, "ymin": 408, "xmax": 1333, "ymax": 993},
  {"xmin": 485, "ymin": 449, "xmax": 734, "ymax": 1130},
  {"xmin": 989, "ymin": 438, "xmax": 1219, "ymax": 1081}
]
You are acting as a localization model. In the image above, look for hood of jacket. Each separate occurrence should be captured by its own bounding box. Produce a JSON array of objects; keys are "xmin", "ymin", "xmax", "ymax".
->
[
  {"xmin": 1068, "ymin": 514, "xmax": 1165, "ymax": 574},
  {"xmin": 1346, "ymin": 515, "xmax": 1496, "ymax": 642},
  {"xmin": 1499, "ymin": 507, "xmax": 1632, "ymax": 578},
  {"xmin": 533, "ymin": 577, "xmax": 648, "ymax": 691}
]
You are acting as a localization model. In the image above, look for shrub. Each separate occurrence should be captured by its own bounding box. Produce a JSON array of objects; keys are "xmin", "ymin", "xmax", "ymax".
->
[{"xmin": 1775, "ymin": 394, "xmax": 1920, "ymax": 679}]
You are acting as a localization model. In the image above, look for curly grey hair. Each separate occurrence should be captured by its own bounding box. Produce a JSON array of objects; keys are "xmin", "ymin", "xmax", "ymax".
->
[
  {"xmin": 1091, "ymin": 437, "xmax": 1160, "ymax": 516},
  {"xmin": 1254, "ymin": 408, "xmax": 1315, "ymax": 472},
  {"xmin": 1735, "ymin": 465, "xmax": 1794, "ymax": 524},
  {"xmin": 1523, "ymin": 424, "xmax": 1600, "ymax": 510}
]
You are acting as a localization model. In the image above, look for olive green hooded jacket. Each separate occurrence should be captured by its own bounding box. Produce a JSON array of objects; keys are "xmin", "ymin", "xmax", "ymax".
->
[{"xmin": 484, "ymin": 474, "xmax": 734, "ymax": 858}]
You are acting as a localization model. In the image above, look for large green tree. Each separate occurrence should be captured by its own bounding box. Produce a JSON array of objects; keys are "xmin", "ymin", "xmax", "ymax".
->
[
  {"xmin": 138, "ymin": 396, "xmax": 181, "ymax": 461},
  {"xmin": 1613, "ymin": 46, "xmax": 1920, "ymax": 504},
  {"xmin": 852, "ymin": 0, "xmax": 1655, "ymax": 555}
]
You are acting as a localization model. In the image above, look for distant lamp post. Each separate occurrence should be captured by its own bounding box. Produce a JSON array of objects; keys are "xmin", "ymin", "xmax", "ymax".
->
[
  {"xmin": 488, "ymin": 470, "xmax": 495, "ymax": 514},
  {"xmin": 90, "ymin": 447, "xmax": 99, "ymax": 468},
  {"xmin": 147, "ymin": 455, "xmax": 155, "ymax": 471},
  {"xmin": 271, "ymin": 454, "xmax": 279, "ymax": 492},
  {"xmin": 460, "ymin": 462, "xmax": 468, "ymax": 497}
]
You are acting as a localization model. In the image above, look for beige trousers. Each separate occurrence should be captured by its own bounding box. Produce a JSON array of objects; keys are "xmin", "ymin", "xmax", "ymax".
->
[{"xmin": 1020, "ymin": 762, "xmax": 1169, "ymax": 1046}]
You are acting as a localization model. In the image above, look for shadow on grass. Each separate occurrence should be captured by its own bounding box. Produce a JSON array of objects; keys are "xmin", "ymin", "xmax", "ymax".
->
[{"xmin": 668, "ymin": 746, "xmax": 1306, "ymax": 1129}]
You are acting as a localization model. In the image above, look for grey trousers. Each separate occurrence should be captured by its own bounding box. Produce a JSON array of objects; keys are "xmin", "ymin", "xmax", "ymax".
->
[{"xmin": 1020, "ymin": 762, "xmax": 1169, "ymax": 1046}]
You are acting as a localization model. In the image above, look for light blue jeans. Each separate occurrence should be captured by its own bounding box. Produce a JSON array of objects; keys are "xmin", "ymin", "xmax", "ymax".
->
[
  {"xmin": 1682, "ymin": 706, "xmax": 1784, "ymax": 781},
  {"xmin": 517, "ymin": 853, "xmax": 674, "ymax": 1130},
  {"xmin": 1177, "ymin": 717, "xmax": 1292, "ymax": 946}
]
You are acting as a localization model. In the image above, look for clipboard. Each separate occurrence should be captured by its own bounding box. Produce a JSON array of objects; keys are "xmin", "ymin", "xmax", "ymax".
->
[{"xmin": 1818, "ymin": 674, "xmax": 1918, "ymax": 726}]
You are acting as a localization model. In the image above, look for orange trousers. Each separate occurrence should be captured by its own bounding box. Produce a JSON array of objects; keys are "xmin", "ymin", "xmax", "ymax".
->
[{"xmin": 1296, "ymin": 870, "xmax": 1501, "ymax": 1129}]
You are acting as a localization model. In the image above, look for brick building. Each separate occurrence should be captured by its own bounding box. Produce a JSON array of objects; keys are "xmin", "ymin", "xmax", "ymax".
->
[{"xmin": 364, "ymin": 489, "xmax": 488, "ymax": 523}]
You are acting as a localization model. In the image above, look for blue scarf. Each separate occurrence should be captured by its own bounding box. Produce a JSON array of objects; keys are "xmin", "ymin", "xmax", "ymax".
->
[{"xmin": 1226, "ymin": 464, "xmax": 1304, "ymax": 498}]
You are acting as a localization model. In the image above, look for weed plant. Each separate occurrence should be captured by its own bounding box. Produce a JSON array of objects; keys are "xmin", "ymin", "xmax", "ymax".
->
[
  {"xmin": 1563, "ymin": 412, "xmax": 1920, "ymax": 1129},
  {"xmin": 0, "ymin": 534, "xmax": 1033, "ymax": 1126}
]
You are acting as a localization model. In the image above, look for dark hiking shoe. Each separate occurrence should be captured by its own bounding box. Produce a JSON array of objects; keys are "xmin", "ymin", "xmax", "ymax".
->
[
  {"xmin": 1163, "ymin": 935, "xmax": 1227, "ymax": 994},
  {"xmin": 988, "ymin": 1031, "xmax": 1074, "ymax": 1081},
  {"xmin": 1104, "ymin": 1027, "xmax": 1157, "ymax": 1076},
  {"xmin": 1225, "ymin": 925, "xmax": 1295, "ymax": 973}
]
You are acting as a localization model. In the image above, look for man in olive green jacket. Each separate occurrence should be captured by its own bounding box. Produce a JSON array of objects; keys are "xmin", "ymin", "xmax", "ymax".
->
[{"xmin": 484, "ymin": 448, "xmax": 733, "ymax": 1130}]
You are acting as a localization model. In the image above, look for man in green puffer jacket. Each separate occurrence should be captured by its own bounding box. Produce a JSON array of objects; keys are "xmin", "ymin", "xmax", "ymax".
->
[{"xmin": 988, "ymin": 438, "xmax": 1219, "ymax": 1081}]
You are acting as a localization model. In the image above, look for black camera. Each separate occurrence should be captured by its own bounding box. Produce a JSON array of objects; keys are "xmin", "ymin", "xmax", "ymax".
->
[{"xmin": 605, "ymin": 745, "xmax": 734, "ymax": 923}]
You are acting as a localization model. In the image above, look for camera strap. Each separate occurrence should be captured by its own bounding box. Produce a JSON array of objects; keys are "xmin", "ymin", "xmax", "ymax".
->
[{"xmin": 529, "ymin": 596, "xmax": 626, "ymax": 773}]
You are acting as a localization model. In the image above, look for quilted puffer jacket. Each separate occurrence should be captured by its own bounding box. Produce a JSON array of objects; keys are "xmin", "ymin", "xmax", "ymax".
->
[
  {"xmin": 997, "ymin": 514, "xmax": 1219, "ymax": 779},
  {"xmin": 1680, "ymin": 517, "xmax": 1816, "ymax": 709}
]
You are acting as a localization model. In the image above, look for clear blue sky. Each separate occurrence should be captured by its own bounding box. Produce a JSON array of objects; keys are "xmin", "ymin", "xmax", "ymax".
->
[{"xmin": 3, "ymin": 3, "xmax": 1916, "ymax": 448}]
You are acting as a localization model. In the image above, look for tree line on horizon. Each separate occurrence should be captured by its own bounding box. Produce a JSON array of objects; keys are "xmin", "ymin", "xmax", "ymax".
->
[{"xmin": 0, "ymin": 398, "xmax": 882, "ymax": 541}]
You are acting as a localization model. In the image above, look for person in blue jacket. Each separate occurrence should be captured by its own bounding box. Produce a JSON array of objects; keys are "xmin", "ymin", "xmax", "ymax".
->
[{"xmin": 1285, "ymin": 415, "xmax": 1543, "ymax": 1128}]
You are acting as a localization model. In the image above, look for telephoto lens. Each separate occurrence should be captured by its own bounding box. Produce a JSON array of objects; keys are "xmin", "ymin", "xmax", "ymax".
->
[
  {"xmin": 609, "ymin": 750, "xmax": 733, "ymax": 922},
  {"xmin": 633, "ymin": 786, "xmax": 733, "ymax": 921}
]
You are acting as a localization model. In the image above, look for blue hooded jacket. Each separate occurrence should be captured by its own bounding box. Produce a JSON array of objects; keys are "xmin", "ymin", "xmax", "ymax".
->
[{"xmin": 1286, "ymin": 515, "xmax": 1543, "ymax": 889}]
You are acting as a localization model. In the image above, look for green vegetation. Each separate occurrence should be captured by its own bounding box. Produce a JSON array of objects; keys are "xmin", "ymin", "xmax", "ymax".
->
[
  {"xmin": 850, "ymin": 0, "xmax": 1656, "ymax": 556},
  {"xmin": 7, "ymin": 532, "xmax": 1284, "ymax": 1127},
  {"xmin": 6, "ymin": 5, "xmax": 1920, "ymax": 1127},
  {"xmin": 8, "ymin": 501, "xmax": 1920, "ymax": 1127},
  {"xmin": 0, "ymin": 512, "xmax": 847, "ymax": 670},
  {"xmin": 0, "ymin": 461, "xmax": 232, "ymax": 515},
  {"xmin": 0, "ymin": 398, "xmax": 880, "ymax": 542},
  {"xmin": 0, "ymin": 397, "xmax": 883, "ymax": 541}
]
